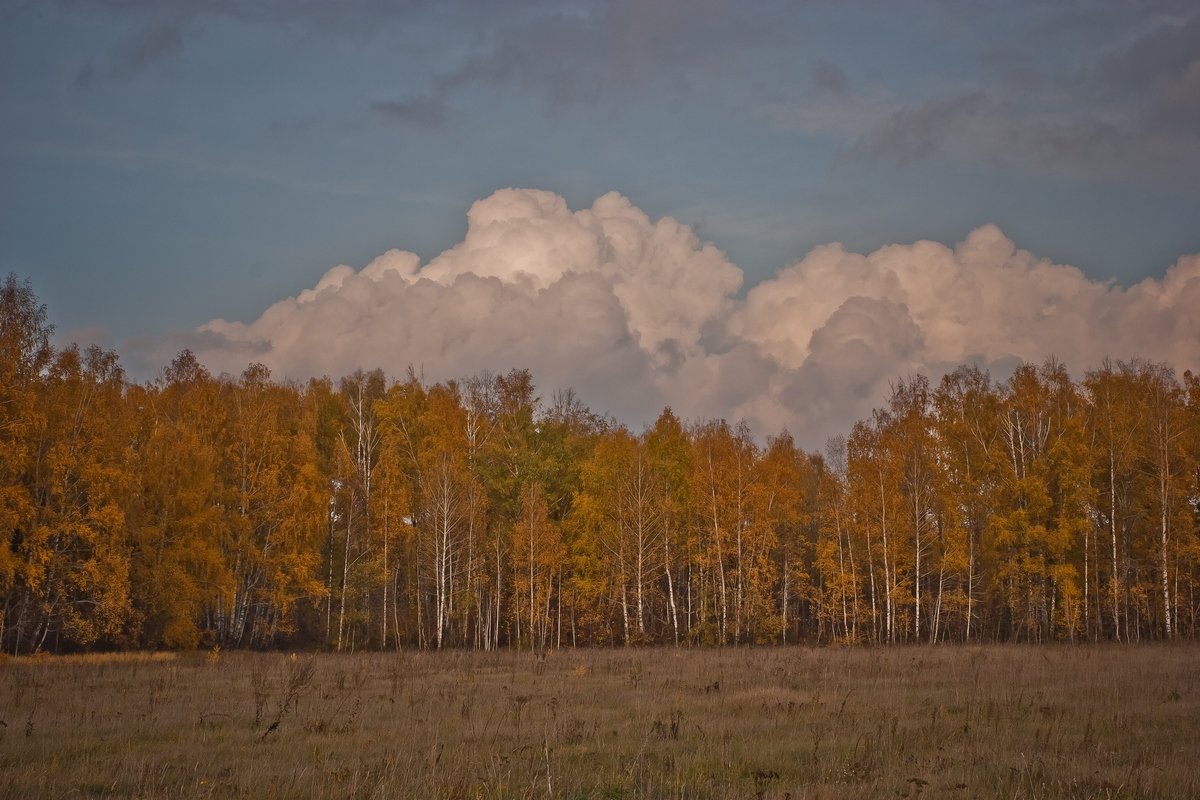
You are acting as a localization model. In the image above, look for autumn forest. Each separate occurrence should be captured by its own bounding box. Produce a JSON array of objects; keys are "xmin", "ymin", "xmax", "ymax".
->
[{"xmin": 3, "ymin": 274, "xmax": 1199, "ymax": 654}]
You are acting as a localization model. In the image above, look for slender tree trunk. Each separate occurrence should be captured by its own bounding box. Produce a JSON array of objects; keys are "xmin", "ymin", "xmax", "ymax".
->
[
  {"xmin": 495, "ymin": 537, "xmax": 502, "ymax": 651},
  {"xmin": 466, "ymin": 496, "xmax": 476, "ymax": 649},
  {"xmin": 711, "ymin": 479, "xmax": 728, "ymax": 644},
  {"xmin": 665, "ymin": 533, "xmax": 679, "ymax": 645},
  {"xmin": 735, "ymin": 513, "xmax": 744, "ymax": 643},
  {"xmin": 1161, "ymin": 452, "xmax": 1173, "ymax": 639},
  {"xmin": 847, "ymin": 522, "xmax": 859, "ymax": 643},
  {"xmin": 415, "ymin": 544, "xmax": 424, "ymax": 650},
  {"xmin": 966, "ymin": 522, "xmax": 975, "ymax": 643},
  {"xmin": 781, "ymin": 553, "xmax": 789, "ymax": 644},
  {"xmin": 865, "ymin": 520, "xmax": 878, "ymax": 644},
  {"xmin": 879, "ymin": 476, "xmax": 893, "ymax": 644},
  {"xmin": 933, "ymin": 559, "xmax": 945, "ymax": 644},
  {"xmin": 1110, "ymin": 451, "xmax": 1121, "ymax": 642},
  {"xmin": 913, "ymin": 494, "xmax": 922, "ymax": 643},
  {"xmin": 686, "ymin": 561, "xmax": 693, "ymax": 645},
  {"xmin": 393, "ymin": 552, "xmax": 402, "ymax": 651},
  {"xmin": 636, "ymin": 519, "xmax": 645, "ymax": 637},
  {"xmin": 1082, "ymin": 517, "xmax": 1088, "ymax": 640},
  {"xmin": 326, "ymin": 496, "xmax": 335, "ymax": 646},
  {"xmin": 337, "ymin": 503, "xmax": 353, "ymax": 652},
  {"xmin": 836, "ymin": 510, "xmax": 848, "ymax": 640},
  {"xmin": 528, "ymin": 513, "xmax": 535, "ymax": 651},
  {"xmin": 382, "ymin": 496, "xmax": 388, "ymax": 649}
]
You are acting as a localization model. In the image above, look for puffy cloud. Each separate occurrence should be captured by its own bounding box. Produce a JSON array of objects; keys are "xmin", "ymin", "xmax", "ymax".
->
[
  {"xmin": 159, "ymin": 189, "xmax": 1200, "ymax": 448},
  {"xmin": 735, "ymin": 222, "xmax": 1200, "ymax": 375}
]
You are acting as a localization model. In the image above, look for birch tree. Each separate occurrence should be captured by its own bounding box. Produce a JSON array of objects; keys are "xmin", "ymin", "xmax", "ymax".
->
[
  {"xmin": 933, "ymin": 366, "xmax": 1002, "ymax": 642},
  {"xmin": 815, "ymin": 437, "xmax": 856, "ymax": 643},
  {"xmin": 847, "ymin": 413, "xmax": 904, "ymax": 643},
  {"xmin": 1139, "ymin": 363, "xmax": 1188, "ymax": 638},
  {"xmin": 15, "ymin": 345, "xmax": 134, "ymax": 651},
  {"xmin": 888, "ymin": 376, "xmax": 937, "ymax": 641},
  {"xmin": 753, "ymin": 431, "xmax": 808, "ymax": 644},
  {"xmin": 0, "ymin": 274, "xmax": 55, "ymax": 652},
  {"xmin": 645, "ymin": 408, "xmax": 692, "ymax": 646},
  {"xmin": 1083, "ymin": 361, "xmax": 1143, "ymax": 640},
  {"xmin": 510, "ymin": 482, "xmax": 563, "ymax": 651}
]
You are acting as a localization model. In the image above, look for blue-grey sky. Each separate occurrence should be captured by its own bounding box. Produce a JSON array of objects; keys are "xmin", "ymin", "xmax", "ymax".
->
[{"xmin": 2, "ymin": 0, "xmax": 1199, "ymax": 439}]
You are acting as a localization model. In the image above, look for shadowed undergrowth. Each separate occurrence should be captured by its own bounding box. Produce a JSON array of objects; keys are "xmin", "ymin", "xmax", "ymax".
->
[{"xmin": 1, "ymin": 645, "xmax": 1197, "ymax": 798}]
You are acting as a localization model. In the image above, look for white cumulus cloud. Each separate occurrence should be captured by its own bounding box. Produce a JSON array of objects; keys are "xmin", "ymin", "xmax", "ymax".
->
[{"xmin": 153, "ymin": 189, "xmax": 1200, "ymax": 447}]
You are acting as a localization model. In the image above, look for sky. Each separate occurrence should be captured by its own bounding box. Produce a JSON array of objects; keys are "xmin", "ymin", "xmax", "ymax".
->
[{"xmin": 2, "ymin": 0, "xmax": 1199, "ymax": 447}]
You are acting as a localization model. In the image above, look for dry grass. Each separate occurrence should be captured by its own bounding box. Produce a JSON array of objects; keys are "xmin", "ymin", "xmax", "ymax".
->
[{"xmin": 1, "ymin": 645, "xmax": 1197, "ymax": 798}]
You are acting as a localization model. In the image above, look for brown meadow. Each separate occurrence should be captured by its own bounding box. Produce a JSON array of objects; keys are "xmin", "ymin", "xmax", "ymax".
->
[{"xmin": 1, "ymin": 644, "xmax": 1197, "ymax": 799}]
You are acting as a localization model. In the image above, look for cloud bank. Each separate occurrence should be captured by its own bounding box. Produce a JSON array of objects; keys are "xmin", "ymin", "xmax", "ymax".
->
[{"xmin": 159, "ymin": 189, "xmax": 1200, "ymax": 447}]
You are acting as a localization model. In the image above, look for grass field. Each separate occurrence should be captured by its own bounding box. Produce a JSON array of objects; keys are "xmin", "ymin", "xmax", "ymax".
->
[{"xmin": 1, "ymin": 645, "xmax": 1197, "ymax": 798}]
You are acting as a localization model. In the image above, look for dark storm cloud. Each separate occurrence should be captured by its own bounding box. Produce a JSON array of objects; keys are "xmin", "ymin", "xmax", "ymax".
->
[
  {"xmin": 845, "ymin": 89, "xmax": 1196, "ymax": 181},
  {"xmin": 846, "ymin": 92, "xmax": 986, "ymax": 166},
  {"xmin": 824, "ymin": 7, "xmax": 1200, "ymax": 181},
  {"xmin": 1095, "ymin": 12, "xmax": 1200, "ymax": 90},
  {"xmin": 1146, "ymin": 62, "xmax": 1200, "ymax": 134},
  {"xmin": 369, "ymin": 96, "xmax": 448, "ymax": 130},
  {"xmin": 430, "ymin": 0, "xmax": 784, "ymax": 110},
  {"xmin": 75, "ymin": 18, "xmax": 188, "ymax": 86},
  {"xmin": 809, "ymin": 59, "xmax": 849, "ymax": 95},
  {"xmin": 108, "ymin": 19, "xmax": 187, "ymax": 78},
  {"xmin": 56, "ymin": 0, "xmax": 790, "ymax": 115}
]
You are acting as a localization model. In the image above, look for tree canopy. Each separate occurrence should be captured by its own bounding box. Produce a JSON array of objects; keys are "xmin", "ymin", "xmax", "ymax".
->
[{"xmin": 3, "ymin": 275, "xmax": 1198, "ymax": 652}]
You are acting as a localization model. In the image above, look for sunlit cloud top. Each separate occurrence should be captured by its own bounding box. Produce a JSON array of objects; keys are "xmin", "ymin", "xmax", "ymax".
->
[{"xmin": 150, "ymin": 189, "xmax": 1200, "ymax": 447}]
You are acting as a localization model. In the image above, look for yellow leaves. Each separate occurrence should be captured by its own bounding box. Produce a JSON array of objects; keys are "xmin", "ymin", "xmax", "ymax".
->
[
  {"xmin": 513, "ymin": 483, "xmax": 564, "ymax": 575},
  {"xmin": 509, "ymin": 482, "xmax": 564, "ymax": 648},
  {"xmin": 159, "ymin": 612, "xmax": 201, "ymax": 650},
  {"xmin": 4, "ymin": 255, "xmax": 1200, "ymax": 650},
  {"xmin": 421, "ymin": 383, "xmax": 470, "ymax": 461}
]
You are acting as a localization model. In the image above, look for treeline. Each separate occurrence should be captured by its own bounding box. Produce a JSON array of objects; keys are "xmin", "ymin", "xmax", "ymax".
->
[{"xmin": 3, "ymin": 274, "xmax": 1199, "ymax": 653}]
